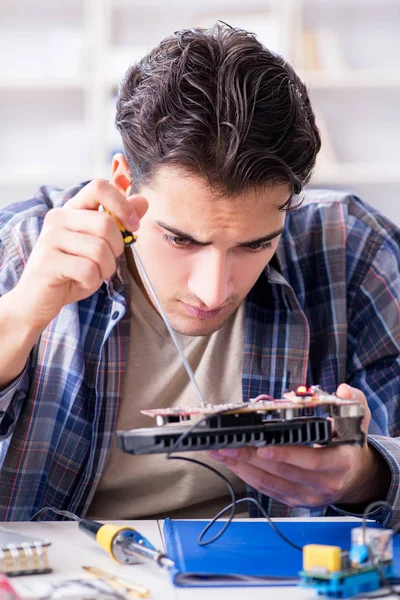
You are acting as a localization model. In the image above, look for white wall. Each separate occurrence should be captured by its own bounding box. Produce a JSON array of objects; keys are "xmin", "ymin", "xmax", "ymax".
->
[{"xmin": 0, "ymin": 0, "xmax": 399, "ymax": 224}]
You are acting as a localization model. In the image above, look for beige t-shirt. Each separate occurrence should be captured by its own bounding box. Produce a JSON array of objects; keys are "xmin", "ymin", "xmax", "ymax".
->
[{"xmin": 88, "ymin": 273, "xmax": 247, "ymax": 520}]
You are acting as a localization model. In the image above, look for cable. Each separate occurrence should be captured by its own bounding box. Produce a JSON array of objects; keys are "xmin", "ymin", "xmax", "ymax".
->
[
  {"xmin": 31, "ymin": 507, "xmax": 81, "ymax": 522},
  {"xmin": 362, "ymin": 500, "xmax": 393, "ymax": 544},
  {"xmin": 360, "ymin": 501, "xmax": 400, "ymax": 599},
  {"xmin": 165, "ymin": 408, "xmax": 302, "ymax": 550},
  {"xmin": 165, "ymin": 408, "xmax": 238, "ymax": 544},
  {"xmin": 30, "ymin": 425, "xmax": 398, "ymax": 595},
  {"xmin": 168, "ymin": 454, "xmax": 237, "ymax": 545},
  {"xmin": 199, "ymin": 496, "xmax": 303, "ymax": 551}
]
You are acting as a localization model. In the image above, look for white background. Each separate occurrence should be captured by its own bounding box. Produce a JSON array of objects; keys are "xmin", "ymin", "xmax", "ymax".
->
[{"xmin": 0, "ymin": 0, "xmax": 399, "ymax": 223}]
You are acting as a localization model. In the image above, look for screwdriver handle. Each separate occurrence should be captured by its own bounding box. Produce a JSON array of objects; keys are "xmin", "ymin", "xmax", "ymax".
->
[{"xmin": 102, "ymin": 207, "xmax": 137, "ymax": 245}]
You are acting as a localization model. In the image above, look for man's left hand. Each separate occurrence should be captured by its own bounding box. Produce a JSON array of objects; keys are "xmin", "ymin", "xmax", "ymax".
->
[{"xmin": 208, "ymin": 384, "xmax": 390, "ymax": 508}]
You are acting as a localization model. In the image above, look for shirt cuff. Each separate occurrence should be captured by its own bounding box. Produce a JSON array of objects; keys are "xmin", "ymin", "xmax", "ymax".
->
[
  {"xmin": 0, "ymin": 367, "xmax": 27, "ymax": 436},
  {"xmin": 329, "ymin": 435, "xmax": 399, "ymax": 527}
]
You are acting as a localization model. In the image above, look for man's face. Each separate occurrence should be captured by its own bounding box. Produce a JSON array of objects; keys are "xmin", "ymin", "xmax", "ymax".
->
[{"xmin": 130, "ymin": 167, "xmax": 288, "ymax": 337}]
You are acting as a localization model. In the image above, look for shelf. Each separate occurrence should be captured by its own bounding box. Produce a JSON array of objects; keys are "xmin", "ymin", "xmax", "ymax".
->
[
  {"xmin": 304, "ymin": 0, "xmax": 399, "ymax": 6},
  {"xmin": 313, "ymin": 164, "xmax": 400, "ymax": 185},
  {"xmin": 0, "ymin": 0, "xmax": 398, "ymax": 224},
  {"xmin": 111, "ymin": 0, "xmax": 275, "ymax": 8}
]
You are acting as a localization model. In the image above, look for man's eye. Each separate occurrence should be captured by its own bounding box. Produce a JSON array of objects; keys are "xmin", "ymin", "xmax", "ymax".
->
[
  {"xmin": 162, "ymin": 233, "xmax": 192, "ymax": 247},
  {"xmin": 244, "ymin": 241, "xmax": 273, "ymax": 252}
]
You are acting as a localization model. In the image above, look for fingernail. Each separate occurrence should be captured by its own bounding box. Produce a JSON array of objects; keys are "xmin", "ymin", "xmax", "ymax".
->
[
  {"xmin": 208, "ymin": 451, "xmax": 225, "ymax": 462},
  {"xmin": 219, "ymin": 448, "xmax": 238, "ymax": 458},
  {"xmin": 351, "ymin": 387, "xmax": 358, "ymax": 400},
  {"xmin": 258, "ymin": 447, "xmax": 274, "ymax": 460},
  {"xmin": 128, "ymin": 213, "xmax": 139, "ymax": 229}
]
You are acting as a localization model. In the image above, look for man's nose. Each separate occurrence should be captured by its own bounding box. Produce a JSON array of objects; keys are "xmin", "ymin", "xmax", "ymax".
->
[{"xmin": 187, "ymin": 251, "xmax": 233, "ymax": 310}]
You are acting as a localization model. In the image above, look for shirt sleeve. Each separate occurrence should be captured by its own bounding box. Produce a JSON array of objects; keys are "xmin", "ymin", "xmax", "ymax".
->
[
  {"xmin": 0, "ymin": 366, "xmax": 29, "ymax": 440},
  {"xmin": 0, "ymin": 220, "xmax": 34, "ymax": 440},
  {"xmin": 330, "ymin": 231, "xmax": 400, "ymax": 526}
]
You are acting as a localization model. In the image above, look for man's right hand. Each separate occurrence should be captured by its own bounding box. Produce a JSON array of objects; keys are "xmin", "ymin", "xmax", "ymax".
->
[{"xmin": 10, "ymin": 179, "xmax": 148, "ymax": 332}]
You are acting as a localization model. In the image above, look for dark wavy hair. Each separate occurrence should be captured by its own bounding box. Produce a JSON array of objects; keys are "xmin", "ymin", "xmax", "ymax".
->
[{"xmin": 116, "ymin": 23, "xmax": 321, "ymax": 209}]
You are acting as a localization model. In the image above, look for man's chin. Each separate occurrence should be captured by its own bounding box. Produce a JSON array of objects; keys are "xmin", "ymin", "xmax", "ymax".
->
[{"xmin": 170, "ymin": 312, "xmax": 233, "ymax": 337}]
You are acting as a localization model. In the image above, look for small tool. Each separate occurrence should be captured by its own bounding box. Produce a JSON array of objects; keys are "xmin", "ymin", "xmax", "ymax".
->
[
  {"xmin": 79, "ymin": 518, "xmax": 174, "ymax": 569},
  {"xmin": 103, "ymin": 208, "xmax": 205, "ymax": 407},
  {"xmin": 83, "ymin": 566, "xmax": 150, "ymax": 598}
]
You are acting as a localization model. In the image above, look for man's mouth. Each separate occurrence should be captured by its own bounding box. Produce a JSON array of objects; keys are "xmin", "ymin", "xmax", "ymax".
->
[{"xmin": 181, "ymin": 302, "xmax": 224, "ymax": 319}]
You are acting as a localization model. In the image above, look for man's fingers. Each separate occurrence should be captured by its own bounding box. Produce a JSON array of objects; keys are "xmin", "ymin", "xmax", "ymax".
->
[
  {"xmin": 336, "ymin": 383, "xmax": 371, "ymax": 432},
  {"xmin": 53, "ymin": 230, "xmax": 117, "ymax": 282},
  {"xmin": 210, "ymin": 448, "xmax": 332, "ymax": 490},
  {"xmin": 213, "ymin": 444, "xmax": 351, "ymax": 473},
  {"xmin": 46, "ymin": 209, "xmax": 125, "ymax": 258},
  {"xmin": 65, "ymin": 179, "xmax": 145, "ymax": 232},
  {"xmin": 126, "ymin": 195, "xmax": 149, "ymax": 221},
  {"xmin": 214, "ymin": 458, "xmax": 319, "ymax": 507},
  {"xmin": 255, "ymin": 444, "xmax": 355, "ymax": 473},
  {"xmin": 211, "ymin": 446, "xmax": 352, "ymax": 490},
  {"xmin": 48, "ymin": 250, "xmax": 103, "ymax": 292}
]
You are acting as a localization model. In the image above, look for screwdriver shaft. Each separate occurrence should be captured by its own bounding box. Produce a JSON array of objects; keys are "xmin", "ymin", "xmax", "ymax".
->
[
  {"xmin": 130, "ymin": 244, "xmax": 205, "ymax": 407},
  {"xmin": 123, "ymin": 540, "xmax": 175, "ymax": 569}
]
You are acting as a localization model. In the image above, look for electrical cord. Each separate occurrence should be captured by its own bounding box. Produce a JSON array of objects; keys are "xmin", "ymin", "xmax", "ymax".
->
[
  {"xmin": 31, "ymin": 507, "xmax": 80, "ymax": 522},
  {"xmin": 165, "ymin": 408, "xmax": 303, "ymax": 549},
  {"xmin": 360, "ymin": 500, "xmax": 400, "ymax": 599},
  {"xmin": 31, "ymin": 409, "xmax": 304, "ymax": 552},
  {"xmin": 199, "ymin": 496, "xmax": 303, "ymax": 551},
  {"xmin": 167, "ymin": 453, "xmax": 237, "ymax": 545},
  {"xmin": 31, "ymin": 421, "xmax": 400, "ymax": 598},
  {"xmin": 166, "ymin": 408, "xmax": 238, "ymax": 544}
]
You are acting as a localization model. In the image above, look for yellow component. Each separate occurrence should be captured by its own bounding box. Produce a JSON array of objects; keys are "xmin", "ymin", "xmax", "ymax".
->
[
  {"xmin": 303, "ymin": 544, "xmax": 342, "ymax": 573},
  {"xmin": 103, "ymin": 208, "xmax": 137, "ymax": 245},
  {"xmin": 96, "ymin": 524, "xmax": 132, "ymax": 560},
  {"xmin": 123, "ymin": 233, "xmax": 135, "ymax": 244}
]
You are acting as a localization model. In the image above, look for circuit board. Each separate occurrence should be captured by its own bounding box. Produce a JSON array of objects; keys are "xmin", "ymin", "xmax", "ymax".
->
[{"xmin": 116, "ymin": 386, "xmax": 365, "ymax": 455}]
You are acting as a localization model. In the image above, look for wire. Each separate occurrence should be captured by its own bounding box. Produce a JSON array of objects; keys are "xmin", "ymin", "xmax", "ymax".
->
[
  {"xmin": 168, "ymin": 454, "xmax": 237, "ymax": 545},
  {"xmin": 362, "ymin": 500, "xmax": 393, "ymax": 544},
  {"xmin": 360, "ymin": 501, "xmax": 400, "ymax": 599},
  {"xmin": 166, "ymin": 408, "xmax": 238, "ymax": 544},
  {"xmin": 31, "ymin": 507, "xmax": 81, "ymax": 522},
  {"xmin": 165, "ymin": 408, "xmax": 303, "ymax": 550},
  {"xmin": 29, "ymin": 425, "xmax": 397, "ymax": 595},
  {"xmin": 199, "ymin": 496, "xmax": 303, "ymax": 551}
]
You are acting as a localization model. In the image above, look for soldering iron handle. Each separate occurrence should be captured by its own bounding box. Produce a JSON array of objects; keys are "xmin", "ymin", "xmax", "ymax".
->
[{"xmin": 78, "ymin": 519, "xmax": 103, "ymax": 538}]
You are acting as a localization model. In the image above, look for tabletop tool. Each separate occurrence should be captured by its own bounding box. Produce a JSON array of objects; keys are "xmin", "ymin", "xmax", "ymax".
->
[
  {"xmin": 83, "ymin": 566, "xmax": 151, "ymax": 598},
  {"xmin": 105, "ymin": 209, "xmax": 205, "ymax": 407},
  {"xmin": 79, "ymin": 518, "xmax": 174, "ymax": 569}
]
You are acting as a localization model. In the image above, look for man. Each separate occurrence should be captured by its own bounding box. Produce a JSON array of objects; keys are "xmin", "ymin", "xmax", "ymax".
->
[{"xmin": 0, "ymin": 24, "xmax": 399, "ymax": 523}]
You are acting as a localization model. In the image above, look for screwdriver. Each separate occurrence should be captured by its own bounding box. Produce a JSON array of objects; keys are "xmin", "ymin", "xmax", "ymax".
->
[
  {"xmin": 104, "ymin": 208, "xmax": 206, "ymax": 407},
  {"xmin": 83, "ymin": 566, "xmax": 150, "ymax": 598},
  {"xmin": 79, "ymin": 518, "xmax": 174, "ymax": 569}
]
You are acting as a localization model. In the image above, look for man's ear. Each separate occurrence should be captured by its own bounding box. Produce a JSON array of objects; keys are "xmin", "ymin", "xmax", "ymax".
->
[{"xmin": 110, "ymin": 153, "xmax": 131, "ymax": 196}]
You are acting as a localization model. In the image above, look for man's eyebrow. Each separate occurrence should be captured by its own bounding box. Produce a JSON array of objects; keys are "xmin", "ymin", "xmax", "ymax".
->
[
  {"xmin": 156, "ymin": 221, "xmax": 285, "ymax": 247},
  {"xmin": 237, "ymin": 227, "xmax": 285, "ymax": 246},
  {"xmin": 156, "ymin": 222, "xmax": 212, "ymax": 246}
]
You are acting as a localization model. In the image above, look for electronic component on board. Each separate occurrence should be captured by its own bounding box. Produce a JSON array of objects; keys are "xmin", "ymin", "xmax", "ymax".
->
[
  {"xmin": 116, "ymin": 386, "xmax": 365, "ymax": 456},
  {"xmin": 300, "ymin": 527, "xmax": 395, "ymax": 598}
]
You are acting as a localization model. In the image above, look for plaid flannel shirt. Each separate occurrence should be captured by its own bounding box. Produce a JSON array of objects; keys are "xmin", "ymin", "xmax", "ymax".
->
[{"xmin": 0, "ymin": 183, "xmax": 399, "ymax": 524}]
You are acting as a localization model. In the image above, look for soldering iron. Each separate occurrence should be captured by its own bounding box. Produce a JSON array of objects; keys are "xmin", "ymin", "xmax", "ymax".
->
[
  {"xmin": 78, "ymin": 518, "xmax": 174, "ymax": 569},
  {"xmin": 31, "ymin": 507, "xmax": 174, "ymax": 569}
]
